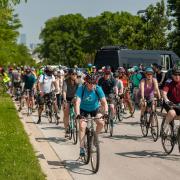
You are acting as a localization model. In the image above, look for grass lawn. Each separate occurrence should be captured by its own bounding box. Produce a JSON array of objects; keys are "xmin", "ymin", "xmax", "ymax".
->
[{"xmin": 0, "ymin": 93, "xmax": 45, "ymax": 180}]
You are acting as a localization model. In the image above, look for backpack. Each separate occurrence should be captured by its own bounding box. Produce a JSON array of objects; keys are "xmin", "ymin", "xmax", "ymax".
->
[{"xmin": 81, "ymin": 85, "xmax": 100, "ymax": 101}]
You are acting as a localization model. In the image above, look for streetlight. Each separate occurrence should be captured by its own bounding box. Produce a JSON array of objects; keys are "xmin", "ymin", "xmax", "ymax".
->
[{"xmin": 137, "ymin": 9, "xmax": 149, "ymax": 49}]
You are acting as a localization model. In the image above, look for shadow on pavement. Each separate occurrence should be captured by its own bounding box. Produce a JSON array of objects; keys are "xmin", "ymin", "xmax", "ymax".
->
[
  {"xmin": 63, "ymin": 159, "xmax": 94, "ymax": 175},
  {"xmin": 41, "ymin": 126, "xmax": 64, "ymax": 131},
  {"xmin": 115, "ymin": 150, "xmax": 180, "ymax": 161},
  {"xmin": 35, "ymin": 137, "xmax": 68, "ymax": 144},
  {"xmin": 102, "ymin": 134, "xmax": 152, "ymax": 142},
  {"xmin": 120, "ymin": 121, "xmax": 139, "ymax": 126}
]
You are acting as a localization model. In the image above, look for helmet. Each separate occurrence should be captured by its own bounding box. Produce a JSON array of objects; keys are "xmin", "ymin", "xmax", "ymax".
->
[
  {"xmin": 57, "ymin": 69, "xmax": 64, "ymax": 76},
  {"xmin": 87, "ymin": 63, "xmax": 92, "ymax": 68},
  {"xmin": 68, "ymin": 68, "xmax": 77, "ymax": 74},
  {"xmin": 104, "ymin": 65, "xmax": 111, "ymax": 74},
  {"xmin": 145, "ymin": 67, "xmax": 154, "ymax": 74},
  {"xmin": 118, "ymin": 67, "xmax": 125, "ymax": 73},
  {"xmin": 172, "ymin": 66, "xmax": 180, "ymax": 75},
  {"xmin": 77, "ymin": 71, "xmax": 82, "ymax": 77},
  {"xmin": 26, "ymin": 67, "xmax": 31, "ymax": 73},
  {"xmin": 45, "ymin": 65, "xmax": 53, "ymax": 72},
  {"xmin": 133, "ymin": 66, "xmax": 139, "ymax": 72},
  {"xmin": 85, "ymin": 74, "xmax": 98, "ymax": 84}
]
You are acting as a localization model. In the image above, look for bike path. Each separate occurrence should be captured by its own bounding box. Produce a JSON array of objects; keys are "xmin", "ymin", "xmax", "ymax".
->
[{"xmin": 28, "ymin": 110, "xmax": 180, "ymax": 180}]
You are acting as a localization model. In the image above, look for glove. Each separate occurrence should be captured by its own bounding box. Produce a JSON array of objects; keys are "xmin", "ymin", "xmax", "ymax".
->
[{"xmin": 103, "ymin": 114, "xmax": 109, "ymax": 119}]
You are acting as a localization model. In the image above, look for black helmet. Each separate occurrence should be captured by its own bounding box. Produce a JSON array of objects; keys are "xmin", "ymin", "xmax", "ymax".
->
[
  {"xmin": 172, "ymin": 66, "xmax": 180, "ymax": 75},
  {"xmin": 45, "ymin": 65, "xmax": 53, "ymax": 76},
  {"xmin": 85, "ymin": 73, "xmax": 98, "ymax": 84},
  {"xmin": 68, "ymin": 68, "xmax": 77, "ymax": 74}
]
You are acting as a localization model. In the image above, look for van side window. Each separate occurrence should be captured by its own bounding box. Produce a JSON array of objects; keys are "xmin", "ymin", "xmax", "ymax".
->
[{"xmin": 161, "ymin": 54, "xmax": 172, "ymax": 70}]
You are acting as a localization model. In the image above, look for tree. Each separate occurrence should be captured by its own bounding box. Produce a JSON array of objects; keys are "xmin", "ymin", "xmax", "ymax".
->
[{"xmin": 167, "ymin": 0, "xmax": 180, "ymax": 56}]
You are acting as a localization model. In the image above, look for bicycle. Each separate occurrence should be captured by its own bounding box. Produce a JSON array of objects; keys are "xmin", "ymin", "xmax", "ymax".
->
[
  {"xmin": 44, "ymin": 92, "xmax": 59, "ymax": 125},
  {"xmin": 80, "ymin": 115, "xmax": 104, "ymax": 173},
  {"xmin": 115, "ymin": 95, "xmax": 124, "ymax": 122},
  {"xmin": 161, "ymin": 104, "xmax": 180, "ymax": 154},
  {"xmin": 140, "ymin": 98, "xmax": 159, "ymax": 142},
  {"xmin": 67, "ymin": 101, "xmax": 78, "ymax": 144},
  {"xmin": 104, "ymin": 98, "xmax": 115, "ymax": 137},
  {"xmin": 24, "ymin": 89, "xmax": 34, "ymax": 116}
]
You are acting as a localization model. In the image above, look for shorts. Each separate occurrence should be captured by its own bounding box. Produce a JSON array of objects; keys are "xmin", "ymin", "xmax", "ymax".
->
[
  {"xmin": 106, "ymin": 93, "xmax": 115, "ymax": 104},
  {"xmin": 38, "ymin": 92, "xmax": 56, "ymax": 105},
  {"xmin": 163, "ymin": 103, "xmax": 180, "ymax": 116},
  {"xmin": 13, "ymin": 82, "xmax": 21, "ymax": 88},
  {"xmin": 80, "ymin": 108, "xmax": 99, "ymax": 118},
  {"xmin": 23, "ymin": 89, "xmax": 34, "ymax": 97}
]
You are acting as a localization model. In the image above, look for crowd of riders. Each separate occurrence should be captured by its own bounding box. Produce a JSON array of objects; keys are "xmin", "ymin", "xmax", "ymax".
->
[{"xmin": 0, "ymin": 61, "xmax": 180, "ymax": 156}]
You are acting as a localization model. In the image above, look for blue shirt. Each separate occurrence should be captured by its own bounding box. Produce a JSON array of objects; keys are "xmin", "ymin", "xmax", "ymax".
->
[{"xmin": 76, "ymin": 85, "xmax": 105, "ymax": 112}]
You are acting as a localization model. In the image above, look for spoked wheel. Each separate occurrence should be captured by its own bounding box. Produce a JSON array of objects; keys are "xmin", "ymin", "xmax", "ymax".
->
[
  {"xmin": 72, "ymin": 119, "xmax": 78, "ymax": 144},
  {"xmin": 150, "ymin": 113, "xmax": 159, "ymax": 142},
  {"xmin": 130, "ymin": 100, "xmax": 136, "ymax": 117},
  {"xmin": 161, "ymin": 123, "xmax": 175, "ymax": 155},
  {"xmin": 90, "ymin": 132, "xmax": 100, "ymax": 173},
  {"xmin": 104, "ymin": 119, "xmax": 109, "ymax": 133},
  {"xmin": 82, "ymin": 129, "xmax": 91, "ymax": 164},
  {"xmin": 47, "ymin": 105, "xmax": 53, "ymax": 123},
  {"xmin": 116, "ymin": 105, "xmax": 123, "ymax": 122},
  {"xmin": 177, "ymin": 127, "xmax": 180, "ymax": 153},
  {"xmin": 140, "ymin": 112, "xmax": 149, "ymax": 137},
  {"xmin": 109, "ymin": 119, "xmax": 114, "ymax": 137},
  {"xmin": 69, "ymin": 125, "xmax": 73, "ymax": 140}
]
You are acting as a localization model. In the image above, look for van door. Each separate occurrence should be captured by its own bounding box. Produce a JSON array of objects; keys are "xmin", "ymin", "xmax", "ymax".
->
[{"xmin": 160, "ymin": 54, "xmax": 172, "ymax": 71}]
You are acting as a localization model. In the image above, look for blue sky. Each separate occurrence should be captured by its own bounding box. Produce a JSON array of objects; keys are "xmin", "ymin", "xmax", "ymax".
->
[{"xmin": 15, "ymin": 0, "xmax": 166, "ymax": 45}]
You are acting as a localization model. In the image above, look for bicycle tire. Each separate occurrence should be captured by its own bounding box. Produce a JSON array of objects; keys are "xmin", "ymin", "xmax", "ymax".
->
[
  {"xmin": 104, "ymin": 119, "xmax": 109, "ymax": 133},
  {"xmin": 150, "ymin": 113, "xmax": 159, "ymax": 142},
  {"xmin": 117, "ymin": 105, "xmax": 123, "ymax": 122},
  {"xmin": 109, "ymin": 119, "xmax": 114, "ymax": 137},
  {"xmin": 177, "ymin": 127, "xmax": 180, "ymax": 153},
  {"xmin": 90, "ymin": 131, "xmax": 100, "ymax": 173},
  {"xmin": 140, "ymin": 112, "xmax": 149, "ymax": 137},
  {"xmin": 161, "ymin": 122, "xmax": 175, "ymax": 154},
  {"xmin": 48, "ymin": 104, "xmax": 53, "ymax": 123},
  {"xmin": 83, "ymin": 129, "xmax": 91, "ymax": 164},
  {"xmin": 73, "ymin": 119, "xmax": 78, "ymax": 144}
]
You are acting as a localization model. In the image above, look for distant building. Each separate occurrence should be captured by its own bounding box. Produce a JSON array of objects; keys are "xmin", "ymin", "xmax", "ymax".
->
[{"xmin": 20, "ymin": 33, "xmax": 26, "ymax": 45}]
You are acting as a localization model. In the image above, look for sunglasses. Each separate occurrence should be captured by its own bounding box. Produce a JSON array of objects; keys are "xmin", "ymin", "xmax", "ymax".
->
[
  {"xmin": 71, "ymin": 73, "xmax": 77, "ymax": 75},
  {"xmin": 146, "ymin": 73, "xmax": 153, "ymax": 76},
  {"xmin": 88, "ymin": 82, "xmax": 96, "ymax": 85}
]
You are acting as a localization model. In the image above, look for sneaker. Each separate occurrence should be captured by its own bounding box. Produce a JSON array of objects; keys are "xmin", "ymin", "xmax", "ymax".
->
[
  {"xmin": 37, "ymin": 118, "xmax": 41, "ymax": 124},
  {"xmin": 80, "ymin": 148, "xmax": 85, "ymax": 157}
]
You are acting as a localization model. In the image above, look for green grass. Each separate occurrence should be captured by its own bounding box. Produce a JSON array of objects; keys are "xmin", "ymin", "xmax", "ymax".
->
[{"xmin": 0, "ymin": 94, "xmax": 45, "ymax": 180}]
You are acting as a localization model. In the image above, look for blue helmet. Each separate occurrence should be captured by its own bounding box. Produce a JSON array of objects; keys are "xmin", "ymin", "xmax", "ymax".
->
[
  {"xmin": 87, "ymin": 63, "xmax": 92, "ymax": 68},
  {"xmin": 145, "ymin": 67, "xmax": 154, "ymax": 74}
]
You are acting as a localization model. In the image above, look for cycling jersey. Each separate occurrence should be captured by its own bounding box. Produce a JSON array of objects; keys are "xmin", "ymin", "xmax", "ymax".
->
[
  {"xmin": 76, "ymin": 85, "xmax": 105, "ymax": 112},
  {"xmin": 163, "ymin": 81, "xmax": 180, "ymax": 104},
  {"xmin": 24, "ymin": 73, "xmax": 36, "ymax": 90}
]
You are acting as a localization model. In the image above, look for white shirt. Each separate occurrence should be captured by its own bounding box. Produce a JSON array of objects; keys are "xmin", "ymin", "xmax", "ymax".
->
[{"xmin": 39, "ymin": 74, "xmax": 55, "ymax": 94}]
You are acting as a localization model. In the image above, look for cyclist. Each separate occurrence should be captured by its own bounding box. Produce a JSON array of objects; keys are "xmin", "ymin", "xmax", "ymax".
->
[
  {"xmin": 75, "ymin": 73, "xmax": 108, "ymax": 156},
  {"xmin": 162, "ymin": 66, "xmax": 180, "ymax": 131},
  {"xmin": 37, "ymin": 66, "xmax": 59, "ymax": 124},
  {"xmin": 118, "ymin": 67, "xmax": 134, "ymax": 116},
  {"xmin": 62, "ymin": 68, "xmax": 79, "ymax": 137},
  {"xmin": 139, "ymin": 67, "xmax": 161, "ymax": 120},
  {"xmin": 19, "ymin": 67, "xmax": 36, "ymax": 111},
  {"xmin": 98, "ymin": 65, "xmax": 118, "ymax": 119}
]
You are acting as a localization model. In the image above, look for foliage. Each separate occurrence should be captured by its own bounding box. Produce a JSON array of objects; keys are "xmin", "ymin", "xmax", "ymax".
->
[
  {"xmin": 0, "ymin": 0, "xmax": 34, "ymax": 67},
  {"xmin": 167, "ymin": 0, "xmax": 180, "ymax": 56},
  {"xmin": 37, "ymin": 0, "xmax": 171, "ymax": 67}
]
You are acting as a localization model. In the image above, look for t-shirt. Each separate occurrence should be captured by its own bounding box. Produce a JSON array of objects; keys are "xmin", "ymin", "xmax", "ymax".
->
[
  {"xmin": 98, "ymin": 77, "xmax": 116, "ymax": 96},
  {"xmin": 12, "ymin": 70, "xmax": 21, "ymax": 83},
  {"xmin": 76, "ymin": 85, "xmax": 105, "ymax": 112},
  {"xmin": 63, "ymin": 78, "xmax": 79, "ymax": 99},
  {"xmin": 24, "ymin": 73, "xmax": 36, "ymax": 89},
  {"xmin": 39, "ymin": 74, "xmax": 55, "ymax": 93},
  {"xmin": 163, "ymin": 81, "xmax": 180, "ymax": 104}
]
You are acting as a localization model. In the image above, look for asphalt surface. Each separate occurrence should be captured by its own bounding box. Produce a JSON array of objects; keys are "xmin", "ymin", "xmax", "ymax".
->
[{"xmin": 21, "ymin": 106, "xmax": 180, "ymax": 180}]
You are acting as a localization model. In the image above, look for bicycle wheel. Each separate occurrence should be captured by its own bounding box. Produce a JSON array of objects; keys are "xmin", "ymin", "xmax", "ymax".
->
[
  {"xmin": 130, "ymin": 100, "xmax": 135, "ymax": 116},
  {"xmin": 104, "ymin": 118, "xmax": 109, "ymax": 133},
  {"xmin": 140, "ymin": 112, "xmax": 149, "ymax": 137},
  {"xmin": 90, "ymin": 131, "xmax": 100, "ymax": 173},
  {"xmin": 161, "ymin": 122, "xmax": 175, "ymax": 154},
  {"xmin": 177, "ymin": 127, "xmax": 180, "ymax": 153},
  {"xmin": 72, "ymin": 119, "xmax": 78, "ymax": 144},
  {"xmin": 83, "ymin": 129, "xmax": 91, "ymax": 164},
  {"xmin": 48, "ymin": 105, "xmax": 53, "ymax": 123},
  {"xmin": 109, "ymin": 118, "xmax": 114, "ymax": 137},
  {"xmin": 150, "ymin": 113, "xmax": 159, "ymax": 142},
  {"xmin": 117, "ymin": 105, "xmax": 123, "ymax": 122}
]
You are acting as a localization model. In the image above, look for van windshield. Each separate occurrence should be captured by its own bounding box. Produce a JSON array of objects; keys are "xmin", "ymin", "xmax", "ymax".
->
[{"xmin": 94, "ymin": 50, "xmax": 119, "ymax": 71}]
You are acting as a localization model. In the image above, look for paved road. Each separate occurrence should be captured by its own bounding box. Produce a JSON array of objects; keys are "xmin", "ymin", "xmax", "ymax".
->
[{"xmin": 24, "ymin": 108, "xmax": 180, "ymax": 180}]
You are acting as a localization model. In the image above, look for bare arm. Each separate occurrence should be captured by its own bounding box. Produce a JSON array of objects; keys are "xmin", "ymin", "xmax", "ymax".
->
[
  {"xmin": 75, "ymin": 97, "xmax": 81, "ymax": 115},
  {"xmin": 153, "ymin": 78, "xmax": 161, "ymax": 99},
  {"xmin": 100, "ymin": 97, "xmax": 108, "ymax": 113},
  {"xmin": 140, "ymin": 79, "xmax": 145, "ymax": 99}
]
